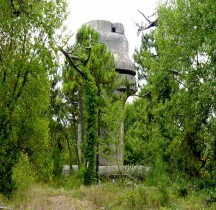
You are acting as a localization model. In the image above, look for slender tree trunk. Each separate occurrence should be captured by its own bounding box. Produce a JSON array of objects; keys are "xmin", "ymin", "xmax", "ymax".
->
[
  {"xmin": 77, "ymin": 122, "xmax": 82, "ymax": 167},
  {"xmin": 65, "ymin": 134, "xmax": 73, "ymax": 173},
  {"xmin": 96, "ymin": 89, "xmax": 101, "ymax": 182}
]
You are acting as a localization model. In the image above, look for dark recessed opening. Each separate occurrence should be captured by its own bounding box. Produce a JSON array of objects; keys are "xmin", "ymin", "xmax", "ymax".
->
[
  {"xmin": 116, "ymin": 69, "xmax": 136, "ymax": 76},
  {"xmin": 112, "ymin": 26, "xmax": 116, "ymax": 32}
]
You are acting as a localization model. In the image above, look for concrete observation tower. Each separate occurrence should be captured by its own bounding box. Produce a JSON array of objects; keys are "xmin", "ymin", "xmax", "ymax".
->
[
  {"xmin": 85, "ymin": 20, "xmax": 136, "ymax": 166},
  {"xmin": 63, "ymin": 20, "xmax": 141, "ymax": 176}
]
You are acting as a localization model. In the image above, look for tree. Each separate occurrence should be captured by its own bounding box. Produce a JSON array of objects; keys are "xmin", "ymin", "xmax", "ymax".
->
[
  {"xmin": 127, "ymin": 0, "xmax": 216, "ymax": 179},
  {"xmin": 60, "ymin": 25, "xmax": 116, "ymax": 185},
  {"xmin": 155, "ymin": 0, "xmax": 216, "ymax": 177},
  {"xmin": 49, "ymin": 76, "xmax": 77, "ymax": 176},
  {"xmin": 0, "ymin": 0, "xmax": 68, "ymax": 196}
]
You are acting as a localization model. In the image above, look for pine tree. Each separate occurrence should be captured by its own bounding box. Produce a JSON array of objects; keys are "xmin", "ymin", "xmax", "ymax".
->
[{"xmin": 60, "ymin": 25, "xmax": 116, "ymax": 185}]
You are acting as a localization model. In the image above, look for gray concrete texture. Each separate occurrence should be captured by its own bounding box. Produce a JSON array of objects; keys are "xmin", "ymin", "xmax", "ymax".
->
[
  {"xmin": 63, "ymin": 165, "xmax": 150, "ymax": 178},
  {"xmin": 85, "ymin": 20, "xmax": 136, "ymax": 92}
]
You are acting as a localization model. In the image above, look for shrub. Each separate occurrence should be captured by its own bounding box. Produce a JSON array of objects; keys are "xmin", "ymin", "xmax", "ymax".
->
[{"xmin": 12, "ymin": 153, "xmax": 37, "ymax": 191}]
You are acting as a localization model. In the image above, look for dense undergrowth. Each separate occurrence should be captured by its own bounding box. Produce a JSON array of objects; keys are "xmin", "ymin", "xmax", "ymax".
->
[
  {"xmin": 0, "ymin": 152, "xmax": 215, "ymax": 209},
  {"xmin": 1, "ymin": 173, "xmax": 216, "ymax": 210}
]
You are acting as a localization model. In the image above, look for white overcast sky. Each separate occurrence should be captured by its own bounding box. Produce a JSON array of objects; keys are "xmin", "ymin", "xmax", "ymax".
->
[{"xmin": 66, "ymin": 0, "xmax": 158, "ymax": 58}]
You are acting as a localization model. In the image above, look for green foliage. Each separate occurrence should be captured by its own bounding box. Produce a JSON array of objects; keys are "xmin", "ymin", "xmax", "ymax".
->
[
  {"xmin": 124, "ymin": 101, "xmax": 150, "ymax": 165},
  {"xmin": 3, "ymin": 181, "xmax": 216, "ymax": 209},
  {"xmin": 125, "ymin": 0, "xmax": 216, "ymax": 181},
  {"xmin": 49, "ymin": 76, "xmax": 78, "ymax": 176},
  {"xmin": 52, "ymin": 175, "xmax": 82, "ymax": 190},
  {"xmin": 61, "ymin": 25, "xmax": 117, "ymax": 185},
  {"xmin": 101, "ymin": 92, "xmax": 125, "ymax": 165},
  {"xmin": 0, "ymin": 0, "xmax": 68, "ymax": 195},
  {"xmin": 12, "ymin": 153, "xmax": 37, "ymax": 191},
  {"xmin": 156, "ymin": 0, "xmax": 216, "ymax": 177},
  {"xmin": 83, "ymin": 78, "xmax": 98, "ymax": 185}
]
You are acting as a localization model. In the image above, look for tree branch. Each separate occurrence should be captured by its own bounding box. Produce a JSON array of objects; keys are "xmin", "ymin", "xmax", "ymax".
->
[
  {"xmin": 59, "ymin": 47, "xmax": 85, "ymax": 78},
  {"xmin": 137, "ymin": 9, "xmax": 152, "ymax": 24},
  {"xmin": 134, "ymin": 91, "xmax": 151, "ymax": 99},
  {"xmin": 136, "ymin": 10, "xmax": 158, "ymax": 34}
]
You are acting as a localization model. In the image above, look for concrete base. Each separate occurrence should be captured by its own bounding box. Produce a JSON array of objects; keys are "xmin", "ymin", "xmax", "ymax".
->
[{"xmin": 62, "ymin": 165, "xmax": 150, "ymax": 178}]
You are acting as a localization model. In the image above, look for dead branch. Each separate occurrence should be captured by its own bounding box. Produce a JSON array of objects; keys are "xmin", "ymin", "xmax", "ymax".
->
[
  {"xmin": 137, "ymin": 9, "xmax": 152, "ymax": 24},
  {"xmin": 136, "ymin": 10, "xmax": 158, "ymax": 35}
]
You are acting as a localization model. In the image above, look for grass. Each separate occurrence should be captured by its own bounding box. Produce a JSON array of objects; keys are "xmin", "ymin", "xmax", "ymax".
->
[
  {"xmin": 1, "ymin": 176, "xmax": 216, "ymax": 210},
  {"xmin": 5, "ymin": 147, "xmax": 216, "ymax": 209}
]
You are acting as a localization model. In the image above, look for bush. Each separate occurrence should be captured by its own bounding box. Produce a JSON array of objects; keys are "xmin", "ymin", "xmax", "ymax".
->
[
  {"xmin": 12, "ymin": 153, "xmax": 37, "ymax": 191},
  {"xmin": 52, "ymin": 175, "xmax": 82, "ymax": 190}
]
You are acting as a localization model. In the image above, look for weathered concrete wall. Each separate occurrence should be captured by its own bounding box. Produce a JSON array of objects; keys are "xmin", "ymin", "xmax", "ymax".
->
[
  {"xmin": 86, "ymin": 20, "xmax": 136, "ymax": 92},
  {"xmin": 63, "ymin": 165, "xmax": 150, "ymax": 178}
]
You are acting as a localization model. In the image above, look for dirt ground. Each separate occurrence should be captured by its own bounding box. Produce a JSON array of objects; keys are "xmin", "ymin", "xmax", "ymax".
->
[{"xmin": 47, "ymin": 195, "xmax": 98, "ymax": 210}]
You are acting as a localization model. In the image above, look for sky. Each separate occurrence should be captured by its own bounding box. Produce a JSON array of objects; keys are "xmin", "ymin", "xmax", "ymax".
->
[{"xmin": 66, "ymin": 0, "xmax": 157, "ymax": 58}]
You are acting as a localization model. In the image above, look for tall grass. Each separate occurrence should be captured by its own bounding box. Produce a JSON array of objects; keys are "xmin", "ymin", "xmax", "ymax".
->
[
  {"xmin": 2, "ymin": 158, "xmax": 216, "ymax": 210},
  {"xmin": 2, "ymin": 179, "xmax": 216, "ymax": 209}
]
